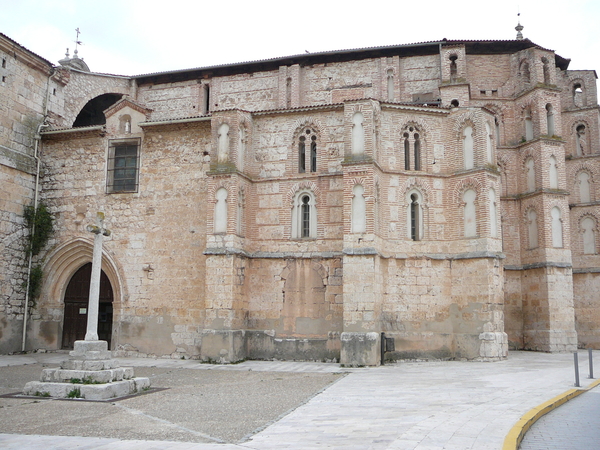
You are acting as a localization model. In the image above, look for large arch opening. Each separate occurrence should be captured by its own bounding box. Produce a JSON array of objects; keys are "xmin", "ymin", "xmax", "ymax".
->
[
  {"xmin": 61, "ymin": 263, "xmax": 114, "ymax": 349},
  {"xmin": 72, "ymin": 93, "xmax": 122, "ymax": 127}
]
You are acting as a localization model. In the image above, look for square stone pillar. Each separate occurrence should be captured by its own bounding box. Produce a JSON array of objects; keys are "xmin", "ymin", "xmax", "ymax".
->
[
  {"xmin": 340, "ymin": 252, "xmax": 382, "ymax": 366},
  {"xmin": 202, "ymin": 252, "xmax": 248, "ymax": 362}
]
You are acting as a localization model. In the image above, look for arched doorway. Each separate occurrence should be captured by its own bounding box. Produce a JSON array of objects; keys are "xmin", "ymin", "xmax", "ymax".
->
[{"xmin": 61, "ymin": 263, "xmax": 114, "ymax": 349}]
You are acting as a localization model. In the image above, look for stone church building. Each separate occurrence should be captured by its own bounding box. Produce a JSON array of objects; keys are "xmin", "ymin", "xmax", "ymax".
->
[{"xmin": 1, "ymin": 30, "xmax": 599, "ymax": 365}]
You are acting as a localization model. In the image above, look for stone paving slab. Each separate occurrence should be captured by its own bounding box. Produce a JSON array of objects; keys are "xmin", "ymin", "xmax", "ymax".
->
[{"xmin": 0, "ymin": 351, "xmax": 598, "ymax": 449}]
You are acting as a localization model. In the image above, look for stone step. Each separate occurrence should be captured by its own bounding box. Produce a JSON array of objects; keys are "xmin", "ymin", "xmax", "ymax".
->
[
  {"xmin": 23, "ymin": 377, "xmax": 151, "ymax": 400},
  {"xmin": 40, "ymin": 367, "xmax": 134, "ymax": 383}
]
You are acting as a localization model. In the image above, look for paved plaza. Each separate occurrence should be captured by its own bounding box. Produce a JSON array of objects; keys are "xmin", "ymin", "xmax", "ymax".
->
[{"xmin": 0, "ymin": 351, "xmax": 598, "ymax": 449}]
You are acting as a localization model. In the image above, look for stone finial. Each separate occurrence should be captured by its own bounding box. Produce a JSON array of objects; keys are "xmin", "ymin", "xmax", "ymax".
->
[{"xmin": 515, "ymin": 13, "xmax": 524, "ymax": 40}]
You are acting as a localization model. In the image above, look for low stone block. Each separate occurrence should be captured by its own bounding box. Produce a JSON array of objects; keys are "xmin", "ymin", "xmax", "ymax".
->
[{"xmin": 340, "ymin": 332, "xmax": 380, "ymax": 367}]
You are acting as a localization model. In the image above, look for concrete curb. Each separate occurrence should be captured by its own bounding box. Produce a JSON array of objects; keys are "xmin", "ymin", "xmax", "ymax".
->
[{"xmin": 502, "ymin": 378, "xmax": 600, "ymax": 450}]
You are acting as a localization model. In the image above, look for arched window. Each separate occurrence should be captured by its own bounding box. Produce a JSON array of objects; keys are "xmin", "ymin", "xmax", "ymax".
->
[
  {"xmin": 495, "ymin": 117, "xmax": 501, "ymax": 145},
  {"xmin": 576, "ymin": 124, "xmax": 587, "ymax": 156},
  {"xmin": 214, "ymin": 188, "xmax": 228, "ymax": 233},
  {"xmin": 352, "ymin": 184, "xmax": 366, "ymax": 233},
  {"xmin": 527, "ymin": 209, "xmax": 538, "ymax": 248},
  {"xmin": 406, "ymin": 190, "xmax": 424, "ymax": 241},
  {"xmin": 526, "ymin": 157, "xmax": 535, "ymax": 192},
  {"xmin": 292, "ymin": 190, "xmax": 317, "ymax": 238},
  {"xmin": 573, "ymin": 83, "xmax": 584, "ymax": 107},
  {"xmin": 463, "ymin": 189, "xmax": 477, "ymax": 237},
  {"xmin": 463, "ymin": 126, "xmax": 474, "ymax": 170},
  {"xmin": 582, "ymin": 217, "xmax": 596, "ymax": 254},
  {"xmin": 578, "ymin": 171, "xmax": 591, "ymax": 203},
  {"xmin": 298, "ymin": 128, "xmax": 318, "ymax": 173},
  {"xmin": 402, "ymin": 126, "xmax": 422, "ymax": 171},
  {"xmin": 546, "ymin": 104, "xmax": 554, "ymax": 136},
  {"xmin": 549, "ymin": 156, "xmax": 558, "ymax": 189},
  {"xmin": 551, "ymin": 207, "xmax": 563, "ymax": 248}
]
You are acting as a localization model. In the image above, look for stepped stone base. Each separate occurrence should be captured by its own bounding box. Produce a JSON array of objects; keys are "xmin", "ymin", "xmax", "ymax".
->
[{"xmin": 22, "ymin": 340, "xmax": 150, "ymax": 400}]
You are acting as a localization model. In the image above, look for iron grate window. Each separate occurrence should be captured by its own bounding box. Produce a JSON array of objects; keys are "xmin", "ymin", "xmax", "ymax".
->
[{"xmin": 107, "ymin": 142, "xmax": 139, "ymax": 193}]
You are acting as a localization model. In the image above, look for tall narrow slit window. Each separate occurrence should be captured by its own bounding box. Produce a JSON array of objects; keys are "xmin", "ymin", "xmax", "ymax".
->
[
  {"xmin": 410, "ymin": 194, "xmax": 419, "ymax": 240},
  {"xmin": 107, "ymin": 140, "xmax": 140, "ymax": 193},
  {"xmin": 301, "ymin": 195, "xmax": 311, "ymax": 237}
]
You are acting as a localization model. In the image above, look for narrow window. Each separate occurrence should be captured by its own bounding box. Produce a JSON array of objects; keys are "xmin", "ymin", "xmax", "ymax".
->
[
  {"xmin": 310, "ymin": 135, "xmax": 317, "ymax": 172},
  {"xmin": 387, "ymin": 69, "xmax": 394, "ymax": 101},
  {"xmin": 573, "ymin": 83, "xmax": 584, "ymax": 107},
  {"xmin": 236, "ymin": 188, "xmax": 244, "ymax": 236},
  {"xmin": 301, "ymin": 195, "xmax": 311, "ymax": 238},
  {"xmin": 495, "ymin": 117, "xmax": 501, "ymax": 145},
  {"xmin": 351, "ymin": 112, "xmax": 365, "ymax": 156},
  {"xmin": 214, "ymin": 188, "xmax": 228, "ymax": 233},
  {"xmin": 414, "ymin": 134, "xmax": 421, "ymax": 171},
  {"xmin": 410, "ymin": 194, "xmax": 419, "ymax": 241},
  {"xmin": 449, "ymin": 55, "xmax": 458, "ymax": 81},
  {"xmin": 542, "ymin": 57, "xmax": 550, "ymax": 84},
  {"xmin": 526, "ymin": 158, "xmax": 535, "ymax": 192},
  {"xmin": 298, "ymin": 136, "xmax": 306, "ymax": 173},
  {"xmin": 352, "ymin": 185, "xmax": 366, "ymax": 233},
  {"xmin": 489, "ymin": 188, "xmax": 498, "ymax": 238},
  {"xmin": 551, "ymin": 207, "xmax": 563, "ymax": 248},
  {"xmin": 292, "ymin": 190, "xmax": 317, "ymax": 238},
  {"xmin": 521, "ymin": 61, "xmax": 530, "ymax": 83},
  {"xmin": 463, "ymin": 189, "xmax": 477, "ymax": 237},
  {"xmin": 203, "ymin": 84, "xmax": 210, "ymax": 114},
  {"xmin": 404, "ymin": 133, "xmax": 410, "ymax": 170},
  {"xmin": 107, "ymin": 141, "xmax": 140, "ymax": 193},
  {"xmin": 549, "ymin": 156, "xmax": 558, "ymax": 189},
  {"xmin": 485, "ymin": 123, "xmax": 493, "ymax": 164},
  {"xmin": 525, "ymin": 110, "xmax": 533, "ymax": 141},
  {"xmin": 528, "ymin": 209, "xmax": 538, "ymax": 248},
  {"xmin": 576, "ymin": 125, "xmax": 587, "ymax": 156},
  {"xmin": 578, "ymin": 172, "xmax": 591, "ymax": 203},
  {"xmin": 463, "ymin": 126, "xmax": 474, "ymax": 170},
  {"xmin": 1, "ymin": 58, "xmax": 5, "ymax": 68},
  {"xmin": 582, "ymin": 217, "xmax": 596, "ymax": 254},
  {"xmin": 546, "ymin": 104, "xmax": 554, "ymax": 136},
  {"xmin": 298, "ymin": 128, "xmax": 317, "ymax": 173}
]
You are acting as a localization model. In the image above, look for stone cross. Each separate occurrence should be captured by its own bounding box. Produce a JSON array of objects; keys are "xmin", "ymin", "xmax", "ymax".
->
[{"xmin": 85, "ymin": 212, "xmax": 111, "ymax": 341}]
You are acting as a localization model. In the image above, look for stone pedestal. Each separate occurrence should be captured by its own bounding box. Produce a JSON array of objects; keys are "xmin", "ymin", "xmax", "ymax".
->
[{"xmin": 23, "ymin": 340, "xmax": 150, "ymax": 400}]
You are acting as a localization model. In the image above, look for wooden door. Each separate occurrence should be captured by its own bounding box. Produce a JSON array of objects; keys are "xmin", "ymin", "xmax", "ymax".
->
[{"xmin": 61, "ymin": 263, "xmax": 113, "ymax": 349}]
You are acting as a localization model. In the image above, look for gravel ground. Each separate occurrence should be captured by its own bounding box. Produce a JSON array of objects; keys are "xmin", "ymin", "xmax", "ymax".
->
[{"xmin": 0, "ymin": 363, "xmax": 344, "ymax": 443}]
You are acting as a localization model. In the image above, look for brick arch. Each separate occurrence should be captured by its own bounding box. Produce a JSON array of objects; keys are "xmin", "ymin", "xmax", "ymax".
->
[
  {"xmin": 289, "ymin": 117, "xmax": 325, "ymax": 142},
  {"xmin": 568, "ymin": 117, "xmax": 591, "ymax": 135},
  {"xmin": 453, "ymin": 178, "xmax": 483, "ymax": 206},
  {"xmin": 451, "ymin": 110, "xmax": 478, "ymax": 135},
  {"xmin": 286, "ymin": 180, "xmax": 321, "ymax": 205},
  {"xmin": 402, "ymin": 177, "xmax": 432, "ymax": 207}
]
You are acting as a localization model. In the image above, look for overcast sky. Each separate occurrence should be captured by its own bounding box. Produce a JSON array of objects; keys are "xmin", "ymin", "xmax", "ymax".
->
[{"xmin": 1, "ymin": 0, "xmax": 599, "ymax": 77}]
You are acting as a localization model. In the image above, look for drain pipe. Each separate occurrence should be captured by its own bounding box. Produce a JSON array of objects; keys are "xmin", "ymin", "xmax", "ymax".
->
[
  {"xmin": 21, "ymin": 122, "xmax": 47, "ymax": 352},
  {"xmin": 21, "ymin": 68, "xmax": 53, "ymax": 352}
]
